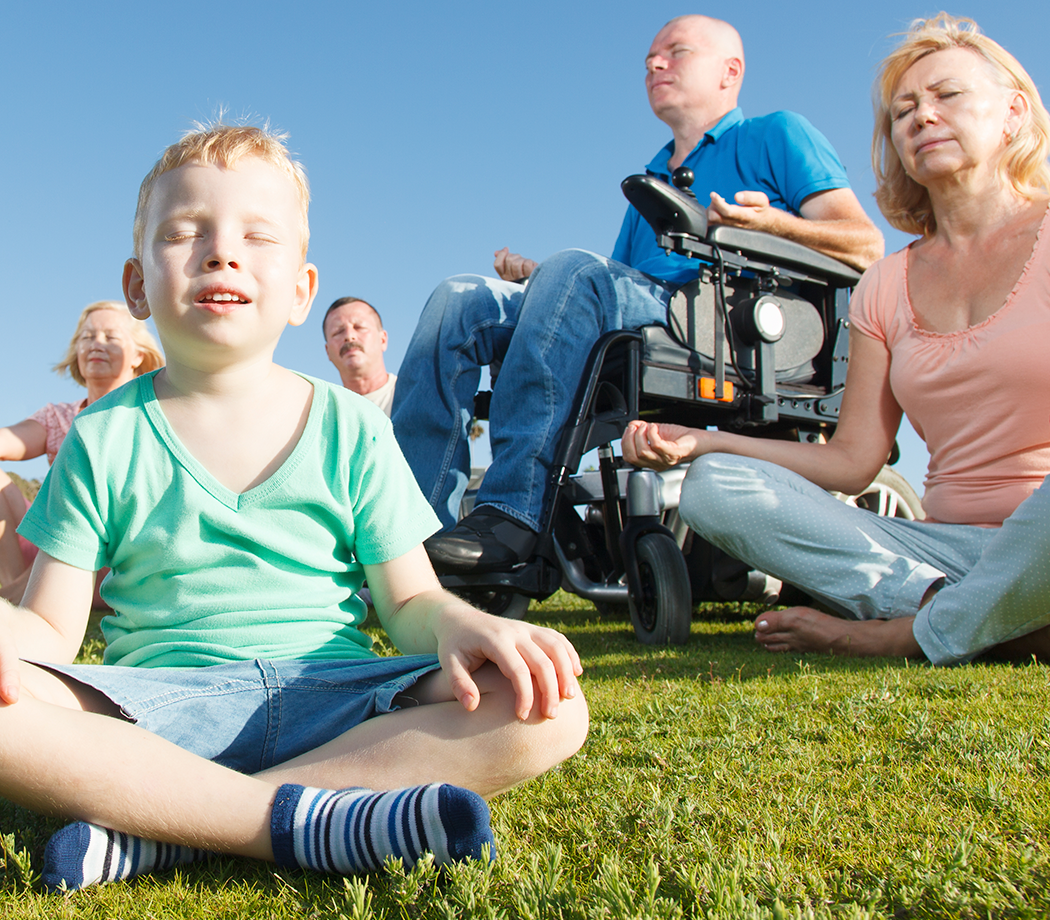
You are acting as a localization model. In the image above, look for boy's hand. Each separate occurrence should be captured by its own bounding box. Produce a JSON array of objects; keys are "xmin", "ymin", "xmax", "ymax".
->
[
  {"xmin": 367, "ymin": 546, "xmax": 581, "ymax": 719},
  {"xmin": 433, "ymin": 602, "xmax": 582, "ymax": 720},
  {"xmin": 0, "ymin": 601, "xmax": 23, "ymax": 704}
]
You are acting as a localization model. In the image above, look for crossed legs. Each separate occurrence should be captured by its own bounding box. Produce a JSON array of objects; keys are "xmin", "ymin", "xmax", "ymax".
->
[
  {"xmin": 1, "ymin": 659, "xmax": 588, "ymax": 871},
  {"xmin": 679, "ymin": 454, "xmax": 1050, "ymax": 664}
]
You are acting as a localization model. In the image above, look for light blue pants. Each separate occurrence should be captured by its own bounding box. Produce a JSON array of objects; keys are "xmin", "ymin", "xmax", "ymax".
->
[
  {"xmin": 679, "ymin": 454, "xmax": 1050, "ymax": 665},
  {"xmin": 391, "ymin": 250, "xmax": 675, "ymax": 530}
]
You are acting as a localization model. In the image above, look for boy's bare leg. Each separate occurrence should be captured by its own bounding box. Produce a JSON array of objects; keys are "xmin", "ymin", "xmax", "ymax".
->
[
  {"xmin": 2, "ymin": 662, "xmax": 275, "ymax": 859},
  {"xmin": 2, "ymin": 660, "xmax": 584, "ymax": 862},
  {"xmin": 260, "ymin": 662, "xmax": 589, "ymax": 796},
  {"xmin": 753, "ymin": 607, "xmax": 924, "ymax": 658}
]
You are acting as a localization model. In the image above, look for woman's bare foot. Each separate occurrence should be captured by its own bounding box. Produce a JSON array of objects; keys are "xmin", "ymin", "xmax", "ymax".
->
[{"xmin": 754, "ymin": 607, "xmax": 924, "ymax": 659}]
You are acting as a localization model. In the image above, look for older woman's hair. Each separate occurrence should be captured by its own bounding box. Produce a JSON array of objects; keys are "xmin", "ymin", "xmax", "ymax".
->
[
  {"xmin": 873, "ymin": 13, "xmax": 1050, "ymax": 235},
  {"xmin": 54, "ymin": 301, "xmax": 165, "ymax": 387}
]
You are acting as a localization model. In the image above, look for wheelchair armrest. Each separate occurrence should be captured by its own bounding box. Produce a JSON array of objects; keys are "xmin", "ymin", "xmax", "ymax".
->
[
  {"xmin": 706, "ymin": 226, "xmax": 862, "ymax": 287},
  {"xmin": 621, "ymin": 174, "xmax": 862, "ymax": 289}
]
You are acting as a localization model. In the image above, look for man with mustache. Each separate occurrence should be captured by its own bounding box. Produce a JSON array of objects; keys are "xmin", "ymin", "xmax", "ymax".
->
[
  {"xmin": 323, "ymin": 297, "xmax": 397, "ymax": 416},
  {"xmin": 394, "ymin": 14, "xmax": 884, "ymax": 570}
]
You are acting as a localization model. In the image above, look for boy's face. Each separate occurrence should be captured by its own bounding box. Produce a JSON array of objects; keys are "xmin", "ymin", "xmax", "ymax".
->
[{"xmin": 123, "ymin": 157, "xmax": 318, "ymax": 370}]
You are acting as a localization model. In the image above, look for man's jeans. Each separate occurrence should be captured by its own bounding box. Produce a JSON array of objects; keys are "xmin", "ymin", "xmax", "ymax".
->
[{"xmin": 392, "ymin": 249, "xmax": 676, "ymax": 531}]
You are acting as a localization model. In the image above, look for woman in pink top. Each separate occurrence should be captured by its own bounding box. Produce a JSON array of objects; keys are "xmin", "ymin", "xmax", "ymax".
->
[
  {"xmin": 0, "ymin": 302, "xmax": 163, "ymax": 602},
  {"xmin": 622, "ymin": 15, "xmax": 1050, "ymax": 665}
]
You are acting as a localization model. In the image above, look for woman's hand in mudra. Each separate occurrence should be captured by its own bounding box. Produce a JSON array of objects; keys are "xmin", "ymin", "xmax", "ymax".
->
[{"xmin": 621, "ymin": 420, "xmax": 709, "ymax": 471}]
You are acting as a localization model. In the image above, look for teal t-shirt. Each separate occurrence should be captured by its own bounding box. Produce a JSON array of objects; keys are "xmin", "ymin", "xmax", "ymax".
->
[{"xmin": 18, "ymin": 372, "xmax": 440, "ymax": 668}]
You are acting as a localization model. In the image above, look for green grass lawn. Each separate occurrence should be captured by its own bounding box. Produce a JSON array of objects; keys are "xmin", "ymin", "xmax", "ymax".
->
[{"xmin": 2, "ymin": 593, "xmax": 1048, "ymax": 919}]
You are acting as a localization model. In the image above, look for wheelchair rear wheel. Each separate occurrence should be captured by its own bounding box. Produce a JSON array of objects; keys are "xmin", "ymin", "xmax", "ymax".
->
[
  {"xmin": 836, "ymin": 466, "xmax": 924, "ymax": 520},
  {"xmin": 628, "ymin": 532, "xmax": 693, "ymax": 645}
]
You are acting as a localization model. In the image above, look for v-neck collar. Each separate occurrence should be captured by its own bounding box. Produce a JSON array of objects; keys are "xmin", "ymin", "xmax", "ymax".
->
[{"xmin": 140, "ymin": 371, "xmax": 321, "ymax": 511}]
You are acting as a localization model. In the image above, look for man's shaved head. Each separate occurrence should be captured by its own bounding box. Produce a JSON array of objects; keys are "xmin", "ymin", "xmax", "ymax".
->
[
  {"xmin": 664, "ymin": 15, "xmax": 744, "ymax": 64},
  {"xmin": 646, "ymin": 14, "xmax": 746, "ymax": 132}
]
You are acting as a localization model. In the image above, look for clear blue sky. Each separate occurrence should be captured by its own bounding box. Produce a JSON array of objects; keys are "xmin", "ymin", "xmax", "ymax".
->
[{"xmin": 1, "ymin": 1, "xmax": 1047, "ymax": 495}]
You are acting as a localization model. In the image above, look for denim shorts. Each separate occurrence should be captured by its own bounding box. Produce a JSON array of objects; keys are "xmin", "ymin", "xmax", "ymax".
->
[{"xmin": 38, "ymin": 655, "xmax": 442, "ymax": 774}]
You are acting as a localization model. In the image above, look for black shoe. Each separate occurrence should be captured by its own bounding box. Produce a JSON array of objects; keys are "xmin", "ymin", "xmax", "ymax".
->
[{"xmin": 425, "ymin": 508, "xmax": 539, "ymax": 574}]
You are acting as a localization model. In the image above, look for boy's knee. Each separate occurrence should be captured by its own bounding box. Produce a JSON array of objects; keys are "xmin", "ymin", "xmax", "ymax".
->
[
  {"xmin": 530, "ymin": 685, "xmax": 589, "ymax": 768},
  {"xmin": 552, "ymin": 689, "xmax": 589, "ymax": 762},
  {"xmin": 482, "ymin": 672, "xmax": 589, "ymax": 777},
  {"xmin": 423, "ymin": 274, "xmax": 486, "ymax": 320}
]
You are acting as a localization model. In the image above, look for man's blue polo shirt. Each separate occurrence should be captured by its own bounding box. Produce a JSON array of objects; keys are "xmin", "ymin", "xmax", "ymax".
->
[{"xmin": 611, "ymin": 108, "xmax": 852, "ymax": 285}]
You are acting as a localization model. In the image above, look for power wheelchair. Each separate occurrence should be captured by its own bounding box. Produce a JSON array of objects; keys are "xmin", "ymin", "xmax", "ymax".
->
[{"xmin": 441, "ymin": 169, "xmax": 921, "ymax": 643}]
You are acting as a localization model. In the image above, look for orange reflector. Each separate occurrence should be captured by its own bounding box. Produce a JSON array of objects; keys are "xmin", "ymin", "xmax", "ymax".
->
[{"xmin": 698, "ymin": 377, "xmax": 734, "ymax": 402}]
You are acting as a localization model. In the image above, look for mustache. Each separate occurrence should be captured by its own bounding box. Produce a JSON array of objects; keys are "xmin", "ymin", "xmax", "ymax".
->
[{"xmin": 339, "ymin": 342, "xmax": 364, "ymax": 357}]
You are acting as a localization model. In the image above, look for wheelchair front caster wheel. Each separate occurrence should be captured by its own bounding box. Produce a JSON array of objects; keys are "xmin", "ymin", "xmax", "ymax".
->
[
  {"xmin": 454, "ymin": 588, "xmax": 531, "ymax": 620},
  {"xmin": 628, "ymin": 532, "xmax": 693, "ymax": 644}
]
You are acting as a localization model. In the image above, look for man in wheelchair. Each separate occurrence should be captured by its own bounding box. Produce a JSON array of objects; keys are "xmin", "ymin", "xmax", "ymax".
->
[{"xmin": 392, "ymin": 14, "xmax": 883, "ymax": 573}]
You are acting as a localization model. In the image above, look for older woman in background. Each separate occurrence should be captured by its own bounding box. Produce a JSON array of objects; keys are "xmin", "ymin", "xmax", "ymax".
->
[
  {"xmin": 0, "ymin": 301, "xmax": 163, "ymax": 601},
  {"xmin": 623, "ymin": 14, "xmax": 1050, "ymax": 665}
]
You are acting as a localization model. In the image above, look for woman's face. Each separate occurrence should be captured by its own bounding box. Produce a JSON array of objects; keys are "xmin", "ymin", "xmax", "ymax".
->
[
  {"xmin": 75, "ymin": 309, "xmax": 144, "ymax": 389},
  {"xmin": 889, "ymin": 47, "xmax": 1021, "ymax": 186}
]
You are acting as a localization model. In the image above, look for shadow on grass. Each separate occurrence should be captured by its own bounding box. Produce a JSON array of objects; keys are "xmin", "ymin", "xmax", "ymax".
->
[{"xmin": 527, "ymin": 600, "xmax": 940, "ymax": 685}]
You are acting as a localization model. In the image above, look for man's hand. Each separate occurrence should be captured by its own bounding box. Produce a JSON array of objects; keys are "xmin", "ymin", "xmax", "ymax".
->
[
  {"xmin": 707, "ymin": 190, "xmax": 783, "ymax": 234},
  {"xmin": 708, "ymin": 188, "xmax": 883, "ymax": 272},
  {"xmin": 622, "ymin": 420, "xmax": 710, "ymax": 471},
  {"xmin": 493, "ymin": 248, "xmax": 538, "ymax": 283},
  {"xmin": 432, "ymin": 602, "xmax": 582, "ymax": 721}
]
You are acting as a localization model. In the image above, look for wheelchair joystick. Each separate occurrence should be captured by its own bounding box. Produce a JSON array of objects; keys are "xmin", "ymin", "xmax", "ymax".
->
[{"xmin": 671, "ymin": 167, "xmax": 696, "ymax": 197}]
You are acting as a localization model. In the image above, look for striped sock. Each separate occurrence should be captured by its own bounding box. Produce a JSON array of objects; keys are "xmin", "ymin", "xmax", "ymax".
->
[
  {"xmin": 42, "ymin": 822, "xmax": 207, "ymax": 892},
  {"xmin": 270, "ymin": 783, "xmax": 495, "ymax": 874}
]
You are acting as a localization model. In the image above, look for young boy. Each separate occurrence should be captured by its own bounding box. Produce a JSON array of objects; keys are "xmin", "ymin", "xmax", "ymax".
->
[{"xmin": 3, "ymin": 124, "xmax": 588, "ymax": 892}]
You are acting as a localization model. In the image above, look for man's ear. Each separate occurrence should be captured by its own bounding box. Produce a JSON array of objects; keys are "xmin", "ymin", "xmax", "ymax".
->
[
  {"xmin": 722, "ymin": 55, "xmax": 744, "ymax": 90},
  {"xmin": 123, "ymin": 259, "xmax": 151, "ymax": 320},
  {"xmin": 288, "ymin": 262, "xmax": 319, "ymax": 328}
]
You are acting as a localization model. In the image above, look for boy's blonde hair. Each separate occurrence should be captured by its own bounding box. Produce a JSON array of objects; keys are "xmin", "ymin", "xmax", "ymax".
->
[
  {"xmin": 55, "ymin": 301, "xmax": 165, "ymax": 387},
  {"xmin": 132, "ymin": 122, "xmax": 311, "ymax": 260},
  {"xmin": 872, "ymin": 13, "xmax": 1050, "ymax": 236}
]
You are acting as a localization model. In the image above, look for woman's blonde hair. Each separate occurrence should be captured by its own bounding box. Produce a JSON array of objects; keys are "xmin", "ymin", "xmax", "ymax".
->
[
  {"xmin": 54, "ymin": 301, "xmax": 165, "ymax": 387},
  {"xmin": 872, "ymin": 12, "xmax": 1050, "ymax": 235}
]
